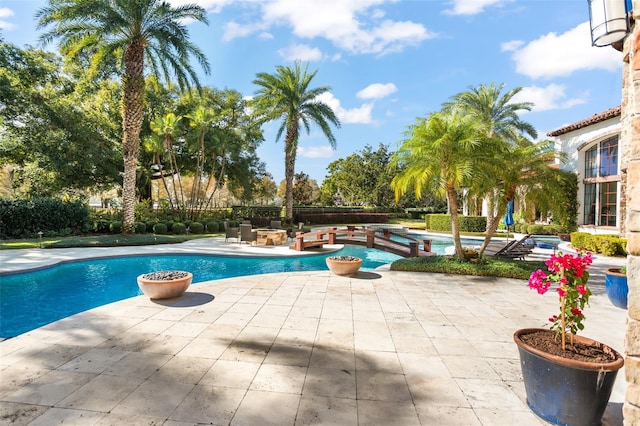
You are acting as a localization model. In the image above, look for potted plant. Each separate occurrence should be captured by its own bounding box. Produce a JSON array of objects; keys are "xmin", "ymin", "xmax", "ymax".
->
[
  {"xmin": 515, "ymin": 251, "xmax": 624, "ymax": 426},
  {"xmin": 604, "ymin": 265, "xmax": 628, "ymax": 309},
  {"xmin": 325, "ymin": 255, "xmax": 362, "ymax": 276},
  {"xmin": 137, "ymin": 270, "xmax": 192, "ymax": 299}
]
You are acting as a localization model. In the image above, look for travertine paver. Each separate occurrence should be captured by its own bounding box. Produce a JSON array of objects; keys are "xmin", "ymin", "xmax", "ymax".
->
[{"xmin": 0, "ymin": 262, "xmax": 628, "ymax": 425}]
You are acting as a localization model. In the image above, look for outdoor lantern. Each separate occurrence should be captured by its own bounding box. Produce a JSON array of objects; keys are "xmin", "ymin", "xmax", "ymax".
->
[{"xmin": 588, "ymin": 0, "xmax": 631, "ymax": 47}]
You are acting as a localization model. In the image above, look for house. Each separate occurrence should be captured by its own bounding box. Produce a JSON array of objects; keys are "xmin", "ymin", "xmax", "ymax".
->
[{"xmin": 547, "ymin": 105, "xmax": 624, "ymax": 235}]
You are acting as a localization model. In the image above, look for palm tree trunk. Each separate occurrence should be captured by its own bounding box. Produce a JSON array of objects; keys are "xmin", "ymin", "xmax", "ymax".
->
[
  {"xmin": 447, "ymin": 187, "xmax": 464, "ymax": 257},
  {"xmin": 284, "ymin": 126, "xmax": 298, "ymax": 221},
  {"xmin": 121, "ymin": 43, "xmax": 145, "ymax": 234}
]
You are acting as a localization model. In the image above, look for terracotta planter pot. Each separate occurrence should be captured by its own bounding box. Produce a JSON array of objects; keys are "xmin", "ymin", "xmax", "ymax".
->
[
  {"xmin": 514, "ymin": 328, "xmax": 624, "ymax": 426},
  {"xmin": 604, "ymin": 267, "xmax": 628, "ymax": 309},
  {"xmin": 137, "ymin": 271, "xmax": 193, "ymax": 299},
  {"xmin": 326, "ymin": 256, "xmax": 362, "ymax": 276}
]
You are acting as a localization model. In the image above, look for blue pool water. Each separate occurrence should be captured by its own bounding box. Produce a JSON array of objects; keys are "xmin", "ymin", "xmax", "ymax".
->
[{"xmin": 0, "ymin": 245, "xmax": 403, "ymax": 338}]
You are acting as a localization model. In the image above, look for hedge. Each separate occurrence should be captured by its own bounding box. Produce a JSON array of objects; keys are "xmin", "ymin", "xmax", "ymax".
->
[
  {"xmin": 425, "ymin": 214, "xmax": 486, "ymax": 233},
  {"xmin": 570, "ymin": 232, "xmax": 627, "ymax": 256},
  {"xmin": 295, "ymin": 212, "xmax": 389, "ymax": 225},
  {"xmin": 0, "ymin": 198, "xmax": 89, "ymax": 239}
]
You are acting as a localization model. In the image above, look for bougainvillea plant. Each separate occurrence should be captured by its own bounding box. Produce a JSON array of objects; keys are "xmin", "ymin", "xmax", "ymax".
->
[{"xmin": 527, "ymin": 251, "xmax": 593, "ymax": 350}]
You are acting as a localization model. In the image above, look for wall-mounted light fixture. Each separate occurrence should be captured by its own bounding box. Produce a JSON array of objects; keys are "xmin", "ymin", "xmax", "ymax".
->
[{"xmin": 588, "ymin": 0, "xmax": 631, "ymax": 47}]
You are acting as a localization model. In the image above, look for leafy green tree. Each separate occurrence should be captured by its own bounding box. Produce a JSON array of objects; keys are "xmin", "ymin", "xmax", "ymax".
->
[
  {"xmin": 252, "ymin": 61, "xmax": 340, "ymax": 220},
  {"xmin": 37, "ymin": 0, "xmax": 210, "ymax": 233},
  {"xmin": 320, "ymin": 144, "xmax": 406, "ymax": 207},
  {"xmin": 391, "ymin": 110, "xmax": 484, "ymax": 257},
  {"xmin": 0, "ymin": 43, "xmax": 121, "ymax": 196}
]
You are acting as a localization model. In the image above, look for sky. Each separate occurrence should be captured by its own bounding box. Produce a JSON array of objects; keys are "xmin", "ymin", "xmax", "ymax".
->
[{"xmin": 0, "ymin": 0, "xmax": 625, "ymax": 186}]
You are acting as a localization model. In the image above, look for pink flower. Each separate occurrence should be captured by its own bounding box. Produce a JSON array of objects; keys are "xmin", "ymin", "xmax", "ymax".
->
[
  {"xmin": 577, "ymin": 285, "xmax": 587, "ymax": 295},
  {"xmin": 528, "ymin": 270, "xmax": 550, "ymax": 294}
]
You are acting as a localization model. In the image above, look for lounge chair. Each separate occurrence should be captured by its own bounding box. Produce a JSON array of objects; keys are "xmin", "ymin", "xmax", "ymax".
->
[
  {"xmin": 225, "ymin": 226, "xmax": 239, "ymax": 243},
  {"xmin": 240, "ymin": 223, "xmax": 257, "ymax": 245},
  {"xmin": 485, "ymin": 234, "xmax": 534, "ymax": 260}
]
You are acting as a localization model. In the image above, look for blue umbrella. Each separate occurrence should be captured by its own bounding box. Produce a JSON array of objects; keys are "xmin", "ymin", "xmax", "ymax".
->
[{"xmin": 504, "ymin": 199, "xmax": 515, "ymax": 241}]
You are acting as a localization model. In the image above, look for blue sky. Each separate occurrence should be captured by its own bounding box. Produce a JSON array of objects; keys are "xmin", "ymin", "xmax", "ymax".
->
[{"xmin": 0, "ymin": 0, "xmax": 625, "ymax": 186}]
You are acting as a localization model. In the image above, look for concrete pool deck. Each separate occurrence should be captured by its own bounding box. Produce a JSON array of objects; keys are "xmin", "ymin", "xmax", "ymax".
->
[{"xmin": 0, "ymin": 236, "xmax": 629, "ymax": 425}]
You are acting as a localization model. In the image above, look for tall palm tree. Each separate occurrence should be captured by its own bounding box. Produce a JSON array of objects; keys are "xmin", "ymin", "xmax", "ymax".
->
[
  {"xmin": 443, "ymin": 82, "xmax": 537, "ymax": 141},
  {"xmin": 391, "ymin": 110, "xmax": 484, "ymax": 257},
  {"xmin": 36, "ymin": 0, "xmax": 210, "ymax": 233},
  {"xmin": 252, "ymin": 61, "xmax": 340, "ymax": 221}
]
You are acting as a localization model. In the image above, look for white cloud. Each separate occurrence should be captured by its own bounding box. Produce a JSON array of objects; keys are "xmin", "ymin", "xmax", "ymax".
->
[
  {"xmin": 278, "ymin": 43, "xmax": 323, "ymax": 62},
  {"xmin": 504, "ymin": 22, "xmax": 621, "ymax": 79},
  {"xmin": 317, "ymin": 92, "xmax": 374, "ymax": 124},
  {"xmin": 357, "ymin": 83, "xmax": 397, "ymax": 99},
  {"xmin": 444, "ymin": 0, "xmax": 509, "ymax": 16},
  {"xmin": 500, "ymin": 40, "xmax": 523, "ymax": 52},
  {"xmin": 223, "ymin": 21, "xmax": 266, "ymax": 42},
  {"xmin": 223, "ymin": 0, "xmax": 434, "ymax": 55},
  {"xmin": 297, "ymin": 145, "xmax": 334, "ymax": 158},
  {"xmin": 0, "ymin": 8, "xmax": 15, "ymax": 31},
  {"xmin": 511, "ymin": 84, "xmax": 587, "ymax": 112}
]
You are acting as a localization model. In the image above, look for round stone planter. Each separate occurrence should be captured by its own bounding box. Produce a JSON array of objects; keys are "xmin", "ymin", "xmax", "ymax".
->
[
  {"xmin": 137, "ymin": 270, "xmax": 193, "ymax": 299},
  {"xmin": 326, "ymin": 256, "xmax": 362, "ymax": 276}
]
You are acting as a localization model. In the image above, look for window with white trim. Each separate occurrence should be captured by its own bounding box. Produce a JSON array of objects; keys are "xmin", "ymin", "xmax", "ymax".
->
[{"xmin": 582, "ymin": 136, "xmax": 619, "ymax": 227}]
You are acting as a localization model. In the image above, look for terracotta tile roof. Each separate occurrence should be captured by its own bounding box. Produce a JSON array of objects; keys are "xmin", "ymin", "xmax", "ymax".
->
[{"xmin": 546, "ymin": 105, "xmax": 621, "ymax": 136}]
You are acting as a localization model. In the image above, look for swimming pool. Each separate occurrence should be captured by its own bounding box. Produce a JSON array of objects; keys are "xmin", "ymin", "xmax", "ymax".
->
[{"xmin": 0, "ymin": 245, "xmax": 402, "ymax": 338}]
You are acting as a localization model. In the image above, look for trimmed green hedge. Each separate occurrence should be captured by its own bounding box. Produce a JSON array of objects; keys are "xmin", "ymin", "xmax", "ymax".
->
[
  {"xmin": 570, "ymin": 232, "xmax": 627, "ymax": 256},
  {"xmin": 0, "ymin": 198, "xmax": 89, "ymax": 239},
  {"xmin": 425, "ymin": 214, "xmax": 486, "ymax": 233},
  {"xmin": 296, "ymin": 212, "xmax": 389, "ymax": 225}
]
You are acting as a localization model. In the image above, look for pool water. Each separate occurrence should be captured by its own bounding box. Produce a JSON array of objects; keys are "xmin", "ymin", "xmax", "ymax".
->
[{"xmin": 0, "ymin": 245, "xmax": 402, "ymax": 338}]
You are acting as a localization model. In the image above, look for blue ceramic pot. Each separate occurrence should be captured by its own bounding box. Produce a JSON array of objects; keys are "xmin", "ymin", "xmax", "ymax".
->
[
  {"xmin": 514, "ymin": 328, "xmax": 624, "ymax": 426},
  {"xmin": 604, "ymin": 268, "xmax": 628, "ymax": 309}
]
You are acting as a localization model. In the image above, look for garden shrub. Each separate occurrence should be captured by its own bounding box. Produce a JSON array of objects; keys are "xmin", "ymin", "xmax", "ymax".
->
[
  {"xmin": 526, "ymin": 224, "xmax": 545, "ymax": 235},
  {"xmin": 109, "ymin": 221, "xmax": 122, "ymax": 234},
  {"xmin": 134, "ymin": 222, "xmax": 147, "ymax": 234},
  {"xmin": 165, "ymin": 221, "xmax": 174, "ymax": 232},
  {"xmin": 153, "ymin": 223, "xmax": 168, "ymax": 234},
  {"xmin": 172, "ymin": 222, "xmax": 187, "ymax": 234},
  {"xmin": 93, "ymin": 219, "xmax": 111, "ymax": 233},
  {"xmin": 0, "ymin": 198, "xmax": 89, "ymax": 239},
  {"xmin": 206, "ymin": 221, "xmax": 219, "ymax": 233},
  {"xmin": 190, "ymin": 222, "xmax": 204, "ymax": 234},
  {"xmin": 425, "ymin": 214, "xmax": 486, "ymax": 233},
  {"xmin": 570, "ymin": 232, "xmax": 626, "ymax": 256}
]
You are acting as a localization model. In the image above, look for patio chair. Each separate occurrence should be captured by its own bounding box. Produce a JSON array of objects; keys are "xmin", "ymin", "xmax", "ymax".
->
[
  {"xmin": 487, "ymin": 234, "xmax": 534, "ymax": 260},
  {"xmin": 270, "ymin": 220, "xmax": 282, "ymax": 229},
  {"xmin": 240, "ymin": 223, "xmax": 257, "ymax": 245},
  {"xmin": 225, "ymin": 226, "xmax": 239, "ymax": 243}
]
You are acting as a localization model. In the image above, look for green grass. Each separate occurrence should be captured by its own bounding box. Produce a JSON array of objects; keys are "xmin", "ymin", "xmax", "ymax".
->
[{"xmin": 391, "ymin": 255, "xmax": 545, "ymax": 280}]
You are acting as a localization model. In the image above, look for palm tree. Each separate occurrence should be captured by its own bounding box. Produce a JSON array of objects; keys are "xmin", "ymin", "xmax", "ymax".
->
[
  {"xmin": 443, "ymin": 82, "xmax": 537, "ymax": 141},
  {"xmin": 390, "ymin": 110, "xmax": 484, "ymax": 257},
  {"xmin": 36, "ymin": 0, "xmax": 210, "ymax": 233},
  {"xmin": 252, "ymin": 61, "xmax": 340, "ymax": 221},
  {"xmin": 444, "ymin": 82, "xmax": 539, "ymax": 237},
  {"xmin": 473, "ymin": 138, "xmax": 564, "ymax": 255}
]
